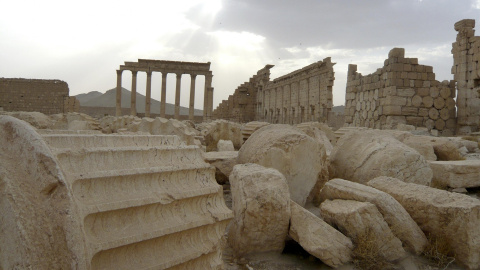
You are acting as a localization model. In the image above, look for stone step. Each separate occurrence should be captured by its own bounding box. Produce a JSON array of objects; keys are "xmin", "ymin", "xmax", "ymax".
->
[
  {"xmin": 70, "ymin": 165, "xmax": 219, "ymax": 213},
  {"xmin": 85, "ymin": 194, "xmax": 232, "ymax": 253},
  {"xmin": 37, "ymin": 129, "xmax": 102, "ymax": 135},
  {"xmin": 52, "ymin": 146, "xmax": 203, "ymax": 173},
  {"xmin": 42, "ymin": 134, "xmax": 182, "ymax": 149},
  {"xmin": 429, "ymin": 160, "xmax": 480, "ymax": 188},
  {"xmin": 90, "ymin": 220, "xmax": 230, "ymax": 270}
]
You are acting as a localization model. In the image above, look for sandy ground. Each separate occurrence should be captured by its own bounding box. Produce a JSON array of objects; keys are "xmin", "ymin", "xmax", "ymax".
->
[{"xmin": 221, "ymin": 183, "xmax": 478, "ymax": 270}]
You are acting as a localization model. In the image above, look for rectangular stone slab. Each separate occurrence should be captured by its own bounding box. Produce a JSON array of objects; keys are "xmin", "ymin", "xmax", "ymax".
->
[{"xmin": 429, "ymin": 160, "xmax": 480, "ymax": 188}]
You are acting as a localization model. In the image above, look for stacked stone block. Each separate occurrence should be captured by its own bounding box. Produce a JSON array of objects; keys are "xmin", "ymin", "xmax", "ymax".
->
[
  {"xmin": 0, "ymin": 78, "xmax": 71, "ymax": 114},
  {"xmin": 212, "ymin": 65, "xmax": 273, "ymax": 123},
  {"xmin": 260, "ymin": 57, "xmax": 334, "ymax": 124},
  {"xmin": 452, "ymin": 19, "xmax": 480, "ymax": 134},
  {"xmin": 345, "ymin": 48, "xmax": 456, "ymax": 135}
]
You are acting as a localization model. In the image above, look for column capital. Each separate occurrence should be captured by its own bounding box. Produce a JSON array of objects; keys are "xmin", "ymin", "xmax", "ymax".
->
[
  {"xmin": 190, "ymin": 73, "xmax": 197, "ymax": 79},
  {"xmin": 146, "ymin": 70, "xmax": 152, "ymax": 77},
  {"xmin": 161, "ymin": 72, "xmax": 168, "ymax": 78},
  {"xmin": 131, "ymin": 70, "xmax": 138, "ymax": 76},
  {"xmin": 116, "ymin": 69, "xmax": 123, "ymax": 75},
  {"xmin": 176, "ymin": 73, "xmax": 182, "ymax": 78}
]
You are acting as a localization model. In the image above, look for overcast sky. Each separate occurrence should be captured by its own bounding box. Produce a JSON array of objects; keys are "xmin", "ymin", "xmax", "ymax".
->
[{"xmin": 1, "ymin": 0, "xmax": 479, "ymax": 109}]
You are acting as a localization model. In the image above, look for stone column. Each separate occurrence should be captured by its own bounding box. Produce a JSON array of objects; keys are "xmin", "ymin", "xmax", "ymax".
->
[
  {"xmin": 130, "ymin": 70, "xmax": 138, "ymax": 116},
  {"xmin": 160, "ymin": 72, "xmax": 167, "ymax": 118},
  {"xmin": 208, "ymin": 87, "xmax": 214, "ymax": 119},
  {"xmin": 116, "ymin": 69, "xmax": 123, "ymax": 116},
  {"xmin": 145, "ymin": 71, "xmax": 152, "ymax": 118},
  {"xmin": 189, "ymin": 74, "xmax": 197, "ymax": 121},
  {"xmin": 204, "ymin": 73, "xmax": 213, "ymax": 121},
  {"xmin": 175, "ymin": 73, "xmax": 182, "ymax": 120}
]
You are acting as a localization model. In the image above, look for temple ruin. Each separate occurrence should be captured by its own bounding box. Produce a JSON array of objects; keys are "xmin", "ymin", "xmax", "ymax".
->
[
  {"xmin": 344, "ymin": 48, "xmax": 457, "ymax": 135},
  {"xmin": 0, "ymin": 78, "xmax": 79, "ymax": 114},
  {"xmin": 213, "ymin": 57, "xmax": 335, "ymax": 124},
  {"xmin": 452, "ymin": 19, "xmax": 480, "ymax": 134},
  {"xmin": 116, "ymin": 59, "xmax": 214, "ymax": 121}
]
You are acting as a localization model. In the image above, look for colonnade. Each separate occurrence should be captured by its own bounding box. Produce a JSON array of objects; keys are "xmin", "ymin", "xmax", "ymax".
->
[{"xmin": 115, "ymin": 59, "xmax": 214, "ymax": 121}]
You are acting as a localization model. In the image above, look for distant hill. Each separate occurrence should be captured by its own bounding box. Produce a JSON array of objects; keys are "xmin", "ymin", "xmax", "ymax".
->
[
  {"xmin": 75, "ymin": 88, "xmax": 203, "ymax": 116},
  {"xmin": 332, "ymin": 105, "xmax": 344, "ymax": 114}
]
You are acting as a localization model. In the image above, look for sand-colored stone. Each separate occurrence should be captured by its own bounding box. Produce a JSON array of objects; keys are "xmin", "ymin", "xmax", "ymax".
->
[
  {"xmin": 320, "ymin": 199, "xmax": 407, "ymax": 262},
  {"xmin": 429, "ymin": 160, "xmax": 480, "ymax": 188},
  {"xmin": 0, "ymin": 115, "xmax": 232, "ymax": 269},
  {"xmin": 318, "ymin": 179, "xmax": 427, "ymax": 254},
  {"xmin": 330, "ymin": 130, "xmax": 432, "ymax": 185},
  {"xmin": 402, "ymin": 136, "xmax": 437, "ymax": 161},
  {"xmin": 200, "ymin": 120, "xmax": 243, "ymax": 151},
  {"xmin": 228, "ymin": 164, "xmax": 291, "ymax": 257},
  {"xmin": 289, "ymin": 201, "xmax": 353, "ymax": 268},
  {"xmin": 238, "ymin": 124, "xmax": 328, "ymax": 206},
  {"xmin": 367, "ymin": 176, "xmax": 480, "ymax": 270},
  {"xmin": 297, "ymin": 123, "xmax": 334, "ymax": 155},
  {"xmin": 241, "ymin": 121, "xmax": 270, "ymax": 142},
  {"xmin": 217, "ymin": 139, "xmax": 235, "ymax": 152},
  {"xmin": 203, "ymin": 151, "xmax": 238, "ymax": 185}
]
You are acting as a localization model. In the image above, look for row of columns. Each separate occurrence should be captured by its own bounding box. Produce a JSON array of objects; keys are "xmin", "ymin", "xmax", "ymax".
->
[{"xmin": 116, "ymin": 70, "xmax": 213, "ymax": 121}]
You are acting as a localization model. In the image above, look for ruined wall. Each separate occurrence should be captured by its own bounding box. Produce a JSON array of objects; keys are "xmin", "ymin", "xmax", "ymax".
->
[
  {"xmin": 212, "ymin": 65, "xmax": 273, "ymax": 123},
  {"xmin": 258, "ymin": 58, "xmax": 334, "ymax": 124},
  {"xmin": 345, "ymin": 48, "xmax": 456, "ymax": 135},
  {"xmin": 0, "ymin": 78, "xmax": 72, "ymax": 115},
  {"xmin": 452, "ymin": 19, "xmax": 480, "ymax": 134}
]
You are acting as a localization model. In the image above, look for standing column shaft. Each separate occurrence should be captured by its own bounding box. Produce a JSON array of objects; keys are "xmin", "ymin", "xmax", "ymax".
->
[
  {"xmin": 204, "ymin": 74, "xmax": 213, "ymax": 121},
  {"xmin": 208, "ymin": 87, "xmax": 214, "ymax": 120},
  {"xmin": 145, "ymin": 71, "xmax": 152, "ymax": 118},
  {"xmin": 174, "ymin": 73, "xmax": 182, "ymax": 120},
  {"xmin": 189, "ymin": 74, "xmax": 197, "ymax": 121},
  {"xmin": 130, "ymin": 70, "xmax": 138, "ymax": 116},
  {"xmin": 161, "ymin": 73, "xmax": 167, "ymax": 118},
  {"xmin": 116, "ymin": 70, "xmax": 123, "ymax": 116}
]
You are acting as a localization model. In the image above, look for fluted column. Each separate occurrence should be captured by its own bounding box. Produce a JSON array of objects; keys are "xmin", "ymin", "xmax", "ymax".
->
[
  {"xmin": 160, "ymin": 72, "xmax": 167, "ymax": 118},
  {"xmin": 174, "ymin": 73, "xmax": 182, "ymax": 119},
  {"xmin": 145, "ymin": 71, "xmax": 152, "ymax": 118},
  {"xmin": 189, "ymin": 74, "xmax": 197, "ymax": 121},
  {"xmin": 116, "ymin": 69, "xmax": 123, "ymax": 116},
  {"xmin": 130, "ymin": 70, "xmax": 138, "ymax": 116},
  {"xmin": 204, "ymin": 73, "xmax": 213, "ymax": 121}
]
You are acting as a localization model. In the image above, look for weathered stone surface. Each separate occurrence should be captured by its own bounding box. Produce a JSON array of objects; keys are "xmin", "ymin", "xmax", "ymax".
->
[
  {"xmin": 318, "ymin": 179, "xmax": 427, "ymax": 254},
  {"xmin": 433, "ymin": 140, "xmax": 465, "ymax": 161},
  {"xmin": 429, "ymin": 160, "xmax": 480, "ymax": 188},
  {"xmin": 330, "ymin": 130, "xmax": 432, "ymax": 186},
  {"xmin": 199, "ymin": 120, "xmax": 243, "ymax": 151},
  {"xmin": 238, "ymin": 124, "xmax": 328, "ymax": 206},
  {"xmin": 228, "ymin": 164, "xmax": 291, "ymax": 257},
  {"xmin": 217, "ymin": 139, "xmax": 235, "ymax": 152},
  {"xmin": 402, "ymin": 136, "xmax": 437, "ymax": 161},
  {"xmin": 367, "ymin": 176, "xmax": 480, "ymax": 270},
  {"xmin": 297, "ymin": 124, "xmax": 334, "ymax": 155},
  {"xmin": 203, "ymin": 151, "xmax": 238, "ymax": 185},
  {"xmin": 0, "ymin": 111, "xmax": 54, "ymax": 129},
  {"xmin": 241, "ymin": 121, "xmax": 270, "ymax": 142},
  {"xmin": 1, "ymin": 115, "xmax": 232, "ymax": 269},
  {"xmin": 289, "ymin": 201, "xmax": 353, "ymax": 268},
  {"xmin": 320, "ymin": 199, "xmax": 407, "ymax": 262},
  {"xmin": 0, "ymin": 115, "xmax": 83, "ymax": 269}
]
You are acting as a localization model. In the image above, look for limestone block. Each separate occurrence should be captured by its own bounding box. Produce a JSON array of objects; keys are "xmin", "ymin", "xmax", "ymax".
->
[
  {"xmin": 423, "ymin": 96, "xmax": 434, "ymax": 107},
  {"xmin": 318, "ymin": 179, "xmax": 428, "ymax": 254},
  {"xmin": 434, "ymin": 97, "xmax": 446, "ymax": 109},
  {"xmin": 217, "ymin": 139, "xmax": 235, "ymax": 152},
  {"xmin": 440, "ymin": 87, "xmax": 451, "ymax": 98},
  {"xmin": 298, "ymin": 125, "xmax": 334, "ymax": 155},
  {"xmin": 396, "ymin": 88, "xmax": 416, "ymax": 97},
  {"xmin": 435, "ymin": 119, "xmax": 446, "ymax": 130},
  {"xmin": 241, "ymin": 121, "xmax": 270, "ymax": 142},
  {"xmin": 200, "ymin": 120, "xmax": 243, "ymax": 151},
  {"xmin": 330, "ymin": 130, "xmax": 432, "ymax": 185},
  {"xmin": 238, "ymin": 124, "xmax": 328, "ymax": 206},
  {"xmin": 0, "ymin": 111, "xmax": 54, "ymax": 129},
  {"xmin": 289, "ymin": 200, "xmax": 353, "ymax": 268},
  {"xmin": 203, "ymin": 151, "xmax": 238, "ymax": 184},
  {"xmin": 434, "ymin": 140, "xmax": 464, "ymax": 160},
  {"xmin": 228, "ymin": 164, "xmax": 291, "ymax": 257},
  {"xmin": 367, "ymin": 177, "xmax": 480, "ymax": 270},
  {"xmin": 320, "ymin": 200, "xmax": 407, "ymax": 262},
  {"xmin": 412, "ymin": 95, "xmax": 423, "ymax": 107},
  {"xmin": 402, "ymin": 137, "xmax": 437, "ymax": 161},
  {"xmin": 429, "ymin": 160, "xmax": 480, "ymax": 188}
]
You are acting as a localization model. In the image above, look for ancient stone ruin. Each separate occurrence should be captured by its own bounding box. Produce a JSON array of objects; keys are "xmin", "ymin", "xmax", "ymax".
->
[
  {"xmin": 116, "ymin": 59, "xmax": 214, "ymax": 121},
  {"xmin": 2, "ymin": 19, "xmax": 480, "ymax": 270},
  {"xmin": 213, "ymin": 57, "xmax": 335, "ymax": 125},
  {"xmin": 0, "ymin": 78, "xmax": 79, "ymax": 114}
]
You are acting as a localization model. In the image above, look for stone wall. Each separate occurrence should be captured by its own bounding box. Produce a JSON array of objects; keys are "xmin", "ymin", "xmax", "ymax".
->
[
  {"xmin": 259, "ymin": 58, "xmax": 335, "ymax": 124},
  {"xmin": 452, "ymin": 19, "xmax": 480, "ymax": 134},
  {"xmin": 345, "ymin": 48, "xmax": 456, "ymax": 135},
  {"xmin": 0, "ymin": 78, "xmax": 74, "ymax": 115},
  {"xmin": 212, "ymin": 65, "xmax": 273, "ymax": 123}
]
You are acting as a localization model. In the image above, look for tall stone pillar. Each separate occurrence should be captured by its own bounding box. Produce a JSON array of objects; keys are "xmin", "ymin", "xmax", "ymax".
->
[
  {"xmin": 189, "ymin": 74, "xmax": 197, "ymax": 121},
  {"xmin": 116, "ymin": 70, "xmax": 123, "ymax": 116},
  {"xmin": 130, "ymin": 70, "xmax": 138, "ymax": 116},
  {"xmin": 204, "ymin": 73, "xmax": 213, "ymax": 121},
  {"xmin": 208, "ymin": 87, "xmax": 214, "ymax": 120},
  {"xmin": 145, "ymin": 71, "xmax": 152, "ymax": 118},
  {"xmin": 161, "ymin": 72, "xmax": 167, "ymax": 118},
  {"xmin": 175, "ymin": 73, "xmax": 182, "ymax": 119}
]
